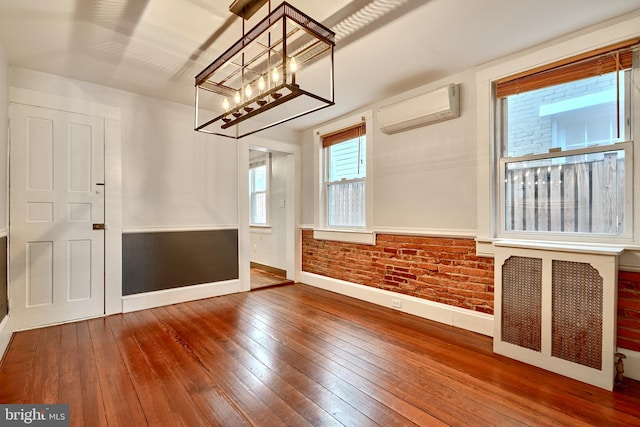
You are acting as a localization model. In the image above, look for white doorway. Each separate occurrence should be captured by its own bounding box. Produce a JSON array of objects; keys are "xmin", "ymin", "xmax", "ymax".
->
[
  {"xmin": 238, "ymin": 138, "xmax": 299, "ymax": 292},
  {"xmin": 9, "ymin": 103, "xmax": 106, "ymax": 330},
  {"xmin": 249, "ymin": 148, "xmax": 292, "ymax": 289}
]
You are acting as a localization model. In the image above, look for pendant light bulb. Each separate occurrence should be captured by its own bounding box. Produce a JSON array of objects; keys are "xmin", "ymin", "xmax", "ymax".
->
[
  {"xmin": 234, "ymin": 90, "xmax": 241, "ymax": 105},
  {"xmin": 272, "ymin": 66, "xmax": 280, "ymax": 85},
  {"xmin": 258, "ymin": 76, "xmax": 266, "ymax": 92},
  {"xmin": 289, "ymin": 57, "xmax": 298, "ymax": 85},
  {"xmin": 245, "ymin": 84, "xmax": 253, "ymax": 98},
  {"xmin": 222, "ymin": 97, "xmax": 229, "ymax": 112}
]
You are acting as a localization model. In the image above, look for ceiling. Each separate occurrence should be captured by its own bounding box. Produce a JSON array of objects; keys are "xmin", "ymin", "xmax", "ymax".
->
[{"xmin": 1, "ymin": 0, "xmax": 640, "ymax": 132}]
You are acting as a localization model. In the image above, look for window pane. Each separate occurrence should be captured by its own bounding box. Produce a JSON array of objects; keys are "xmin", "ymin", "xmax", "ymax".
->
[
  {"xmin": 251, "ymin": 165, "xmax": 267, "ymax": 192},
  {"xmin": 504, "ymin": 150, "xmax": 624, "ymax": 234},
  {"xmin": 505, "ymin": 71, "xmax": 625, "ymax": 157},
  {"xmin": 327, "ymin": 180, "xmax": 365, "ymax": 227},
  {"xmin": 251, "ymin": 191, "xmax": 266, "ymax": 224},
  {"xmin": 250, "ymin": 163, "xmax": 267, "ymax": 225},
  {"xmin": 327, "ymin": 137, "xmax": 366, "ymax": 181}
]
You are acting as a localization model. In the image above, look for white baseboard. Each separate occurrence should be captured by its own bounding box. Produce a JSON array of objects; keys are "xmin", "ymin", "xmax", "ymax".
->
[
  {"xmin": 0, "ymin": 315, "xmax": 12, "ymax": 361},
  {"xmin": 618, "ymin": 347, "xmax": 640, "ymax": 382},
  {"xmin": 122, "ymin": 279, "xmax": 241, "ymax": 313},
  {"xmin": 299, "ymin": 272, "xmax": 493, "ymax": 336}
]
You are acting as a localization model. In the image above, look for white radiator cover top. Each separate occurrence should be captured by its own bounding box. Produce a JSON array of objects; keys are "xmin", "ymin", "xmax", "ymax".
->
[{"xmin": 377, "ymin": 83, "xmax": 460, "ymax": 134}]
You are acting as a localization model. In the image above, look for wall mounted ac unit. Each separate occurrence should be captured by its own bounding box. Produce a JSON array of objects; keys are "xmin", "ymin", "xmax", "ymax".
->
[{"xmin": 378, "ymin": 83, "xmax": 460, "ymax": 134}]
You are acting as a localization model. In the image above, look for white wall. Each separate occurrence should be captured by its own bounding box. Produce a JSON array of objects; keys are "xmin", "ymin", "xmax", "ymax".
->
[
  {"xmin": 374, "ymin": 71, "xmax": 477, "ymax": 233},
  {"xmin": 300, "ymin": 131, "xmax": 315, "ymax": 226},
  {"xmin": 0, "ymin": 45, "xmax": 7, "ymax": 233},
  {"xmin": 0, "ymin": 42, "xmax": 10, "ymax": 357},
  {"xmin": 300, "ymin": 70, "xmax": 477, "ymax": 234},
  {"xmin": 10, "ymin": 67, "xmax": 238, "ymax": 230},
  {"xmin": 250, "ymin": 151, "xmax": 288, "ymax": 270}
]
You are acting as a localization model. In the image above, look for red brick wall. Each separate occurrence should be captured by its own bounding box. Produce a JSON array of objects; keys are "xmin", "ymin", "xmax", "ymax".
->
[
  {"xmin": 302, "ymin": 231, "xmax": 640, "ymax": 352},
  {"xmin": 618, "ymin": 271, "xmax": 640, "ymax": 352},
  {"xmin": 302, "ymin": 231, "xmax": 494, "ymax": 314}
]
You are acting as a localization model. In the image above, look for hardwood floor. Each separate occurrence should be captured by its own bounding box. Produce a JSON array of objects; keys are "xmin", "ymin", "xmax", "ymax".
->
[
  {"xmin": 1, "ymin": 283, "xmax": 640, "ymax": 426},
  {"xmin": 250, "ymin": 266, "xmax": 293, "ymax": 289}
]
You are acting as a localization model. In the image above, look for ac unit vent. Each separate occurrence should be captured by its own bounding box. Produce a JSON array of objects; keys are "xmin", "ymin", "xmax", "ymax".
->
[{"xmin": 377, "ymin": 83, "xmax": 460, "ymax": 134}]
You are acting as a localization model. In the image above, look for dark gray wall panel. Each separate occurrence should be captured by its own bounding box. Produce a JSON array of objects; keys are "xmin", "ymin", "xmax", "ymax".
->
[
  {"xmin": 122, "ymin": 229, "xmax": 238, "ymax": 296},
  {"xmin": 0, "ymin": 236, "xmax": 7, "ymax": 320}
]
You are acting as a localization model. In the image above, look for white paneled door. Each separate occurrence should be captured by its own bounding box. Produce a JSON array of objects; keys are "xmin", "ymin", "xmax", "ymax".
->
[{"xmin": 9, "ymin": 103, "xmax": 105, "ymax": 330}]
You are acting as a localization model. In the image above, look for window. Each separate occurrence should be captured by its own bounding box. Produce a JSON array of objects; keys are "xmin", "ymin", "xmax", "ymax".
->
[
  {"xmin": 249, "ymin": 155, "xmax": 269, "ymax": 225},
  {"xmin": 496, "ymin": 40, "xmax": 636, "ymax": 238},
  {"xmin": 323, "ymin": 122, "xmax": 367, "ymax": 228},
  {"xmin": 313, "ymin": 111, "xmax": 373, "ymax": 244}
]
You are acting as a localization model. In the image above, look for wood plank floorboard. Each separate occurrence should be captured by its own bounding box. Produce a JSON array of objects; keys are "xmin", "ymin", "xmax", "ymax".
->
[
  {"xmin": 257, "ymin": 287, "xmax": 597, "ymax": 423},
  {"xmin": 122, "ymin": 311, "xmax": 211, "ymax": 426},
  {"xmin": 272, "ymin": 285, "xmax": 640, "ymax": 424},
  {"xmin": 163, "ymin": 302, "xmax": 316, "ymax": 427},
  {"xmin": 107, "ymin": 314, "xmax": 186, "ymax": 427},
  {"xmin": 133, "ymin": 309, "xmax": 249, "ymax": 427},
  {"xmin": 87, "ymin": 317, "xmax": 148, "ymax": 427},
  {"xmin": 231, "ymin": 291, "xmax": 529, "ymax": 426},
  {"xmin": 152, "ymin": 304, "xmax": 291, "ymax": 427},
  {"xmin": 248, "ymin": 290, "xmax": 589, "ymax": 426},
  {"xmin": 173, "ymin": 303, "xmax": 343, "ymax": 426},
  {"xmin": 250, "ymin": 266, "xmax": 294, "ymax": 290},
  {"xmin": 1, "ymin": 283, "xmax": 640, "ymax": 426},
  {"xmin": 57, "ymin": 323, "xmax": 86, "ymax": 427},
  {"xmin": 188, "ymin": 299, "xmax": 417, "ymax": 427},
  {"xmin": 0, "ymin": 328, "xmax": 40, "ymax": 404},
  {"xmin": 75, "ymin": 321, "xmax": 108, "ymax": 427}
]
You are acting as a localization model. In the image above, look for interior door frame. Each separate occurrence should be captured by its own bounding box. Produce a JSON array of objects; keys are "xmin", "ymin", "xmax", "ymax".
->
[
  {"xmin": 238, "ymin": 136, "xmax": 300, "ymax": 292},
  {"xmin": 9, "ymin": 87, "xmax": 123, "ymax": 320}
]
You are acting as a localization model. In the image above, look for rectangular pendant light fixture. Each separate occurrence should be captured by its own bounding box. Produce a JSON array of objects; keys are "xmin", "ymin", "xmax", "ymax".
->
[{"xmin": 194, "ymin": 1, "xmax": 335, "ymax": 139}]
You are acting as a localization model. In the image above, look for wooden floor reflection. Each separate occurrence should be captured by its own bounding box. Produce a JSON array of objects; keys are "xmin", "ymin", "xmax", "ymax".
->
[{"xmin": 250, "ymin": 266, "xmax": 293, "ymax": 290}]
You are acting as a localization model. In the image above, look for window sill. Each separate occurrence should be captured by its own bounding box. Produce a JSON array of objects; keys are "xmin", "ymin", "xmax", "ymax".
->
[
  {"xmin": 493, "ymin": 239, "xmax": 625, "ymax": 256},
  {"xmin": 313, "ymin": 229, "xmax": 376, "ymax": 245},
  {"xmin": 250, "ymin": 225, "xmax": 272, "ymax": 235}
]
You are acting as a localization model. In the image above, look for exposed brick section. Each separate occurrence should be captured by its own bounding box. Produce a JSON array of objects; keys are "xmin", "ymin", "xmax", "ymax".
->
[
  {"xmin": 302, "ymin": 231, "xmax": 495, "ymax": 314},
  {"xmin": 618, "ymin": 271, "xmax": 640, "ymax": 352},
  {"xmin": 302, "ymin": 231, "xmax": 640, "ymax": 350}
]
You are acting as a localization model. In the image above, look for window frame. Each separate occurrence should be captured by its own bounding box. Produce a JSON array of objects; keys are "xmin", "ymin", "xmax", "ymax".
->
[
  {"xmin": 495, "ymin": 63, "xmax": 635, "ymax": 243},
  {"xmin": 249, "ymin": 153, "xmax": 270, "ymax": 227},
  {"xmin": 494, "ymin": 74, "xmax": 638, "ymax": 243},
  {"xmin": 323, "ymin": 124, "xmax": 367, "ymax": 229},
  {"xmin": 476, "ymin": 35, "xmax": 640, "ymax": 251},
  {"xmin": 497, "ymin": 142, "xmax": 633, "ymax": 241},
  {"xmin": 313, "ymin": 110, "xmax": 374, "ymax": 244}
]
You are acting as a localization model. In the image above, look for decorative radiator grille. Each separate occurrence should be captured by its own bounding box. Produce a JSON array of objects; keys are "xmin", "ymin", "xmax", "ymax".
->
[
  {"xmin": 502, "ymin": 256, "xmax": 542, "ymax": 351},
  {"xmin": 494, "ymin": 244, "xmax": 619, "ymax": 390},
  {"xmin": 551, "ymin": 260, "xmax": 603, "ymax": 370}
]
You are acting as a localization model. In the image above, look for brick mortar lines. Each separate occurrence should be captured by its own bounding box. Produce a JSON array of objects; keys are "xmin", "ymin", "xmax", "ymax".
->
[
  {"xmin": 617, "ymin": 271, "xmax": 640, "ymax": 352},
  {"xmin": 302, "ymin": 230, "xmax": 640, "ymax": 351},
  {"xmin": 302, "ymin": 230, "xmax": 494, "ymax": 314}
]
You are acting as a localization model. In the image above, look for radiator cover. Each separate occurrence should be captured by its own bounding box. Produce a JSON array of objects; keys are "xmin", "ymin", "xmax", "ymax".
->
[{"xmin": 494, "ymin": 243, "xmax": 620, "ymax": 390}]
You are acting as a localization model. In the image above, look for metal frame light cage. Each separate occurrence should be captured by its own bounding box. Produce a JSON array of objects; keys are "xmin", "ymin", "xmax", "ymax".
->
[{"xmin": 194, "ymin": 2, "xmax": 336, "ymax": 139}]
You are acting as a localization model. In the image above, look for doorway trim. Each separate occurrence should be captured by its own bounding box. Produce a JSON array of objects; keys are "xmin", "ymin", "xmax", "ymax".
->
[
  {"xmin": 238, "ymin": 136, "xmax": 300, "ymax": 292},
  {"xmin": 9, "ymin": 87, "xmax": 123, "ymax": 318}
]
